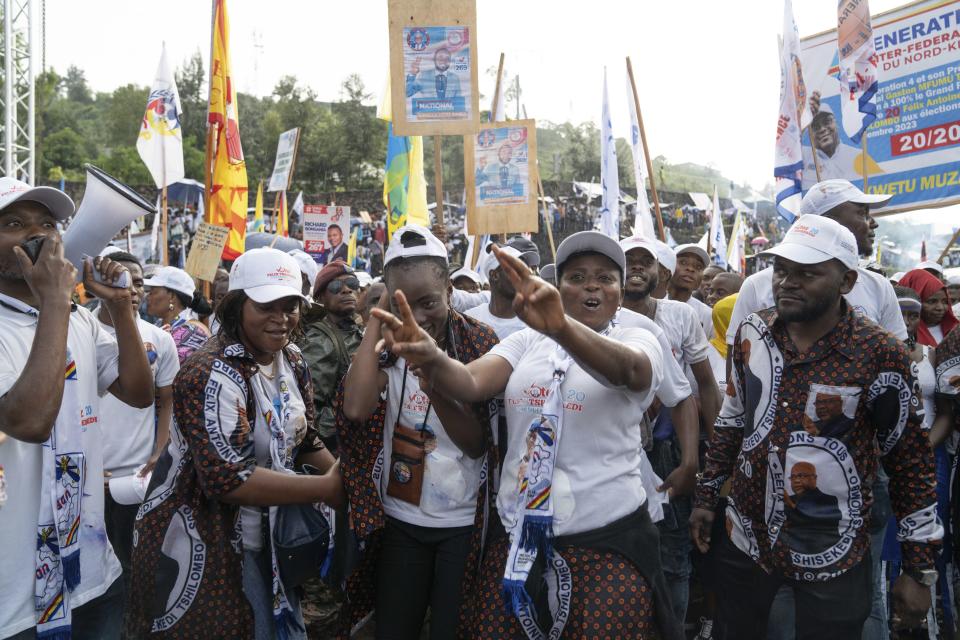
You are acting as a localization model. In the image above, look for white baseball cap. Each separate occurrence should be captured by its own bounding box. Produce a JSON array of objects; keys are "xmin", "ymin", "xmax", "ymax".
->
[
  {"xmin": 0, "ymin": 177, "xmax": 75, "ymax": 221},
  {"xmin": 798, "ymin": 179, "xmax": 891, "ymax": 216},
  {"xmin": 916, "ymin": 260, "xmax": 944, "ymax": 275},
  {"xmin": 356, "ymin": 271, "xmax": 374, "ymax": 288},
  {"xmin": 946, "ymin": 275, "xmax": 960, "ymax": 286},
  {"xmin": 287, "ymin": 249, "xmax": 320, "ymax": 291},
  {"xmin": 555, "ymin": 231, "xmax": 626, "ymax": 284},
  {"xmin": 619, "ymin": 236, "xmax": 660, "ymax": 263},
  {"xmin": 450, "ymin": 266, "xmax": 483, "ymax": 285},
  {"xmin": 228, "ymin": 247, "xmax": 310, "ymax": 303},
  {"xmin": 384, "ymin": 224, "xmax": 448, "ymax": 268},
  {"xmin": 144, "ymin": 266, "xmax": 196, "ymax": 299},
  {"xmin": 674, "ymin": 243, "xmax": 710, "ymax": 269},
  {"xmin": 761, "ymin": 215, "xmax": 859, "ymax": 270},
  {"xmin": 650, "ymin": 239, "xmax": 677, "ymax": 274}
]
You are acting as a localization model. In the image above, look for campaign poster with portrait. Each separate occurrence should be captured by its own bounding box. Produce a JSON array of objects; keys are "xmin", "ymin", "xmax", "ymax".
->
[
  {"xmin": 388, "ymin": 0, "xmax": 479, "ymax": 136},
  {"xmin": 465, "ymin": 119, "xmax": 539, "ymax": 234},
  {"xmin": 302, "ymin": 204, "xmax": 352, "ymax": 265},
  {"xmin": 800, "ymin": 0, "xmax": 960, "ymax": 214}
]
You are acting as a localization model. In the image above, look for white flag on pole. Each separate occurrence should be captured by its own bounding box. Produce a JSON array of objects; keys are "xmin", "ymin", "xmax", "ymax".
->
[
  {"xmin": 774, "ymin": 0, "xmax": 808, "ymax": 223},
  {"xmin": 726, "ymin": 211, "xmax": 747, "ymax": 275},
  {"xmin": 291, "ymin": 191, "xmax": 304, "ymax": 219},
  {"xmin": 837, "ymin": 0, "xmax": 878, "ymax": 144},
  {"xmin": 599, "ymin": 68, "xmax": 620, "ymax": 240},
  {"xmin": 136, "ymin": 44, "xmax": 185, "ymax": 189},
  {"xmin": 625, "ymin": 71, "xmax": 656, "ymax": 239},
  {"xmin": 709, "ymin": 185, "xmax": 728, "ymax": 269}
]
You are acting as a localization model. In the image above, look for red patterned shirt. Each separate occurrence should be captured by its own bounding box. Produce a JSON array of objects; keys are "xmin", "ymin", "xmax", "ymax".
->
[{"xmin": 695, "ymin": 304, "xmax": 941, "ymax": 581}]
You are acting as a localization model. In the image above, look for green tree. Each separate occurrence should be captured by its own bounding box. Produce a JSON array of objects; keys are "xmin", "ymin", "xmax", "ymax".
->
[
  {"xmin": 175, "ymin": 51, "xmax": 207, "ymax": 146},
  {"xmin": 64, "ymin": 66, "xmax": 92, "ymax": 104}
]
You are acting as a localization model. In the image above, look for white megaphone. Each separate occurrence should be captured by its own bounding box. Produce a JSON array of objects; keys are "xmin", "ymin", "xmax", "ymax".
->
[{"xmin": 62, "ymin": 164, "xmax": 157, "ymax": 288}]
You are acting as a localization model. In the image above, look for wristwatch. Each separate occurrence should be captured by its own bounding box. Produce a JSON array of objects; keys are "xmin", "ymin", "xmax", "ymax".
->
[{"xmin": 905, "ymin": 567, "xmax": 938, "ymax": 587}]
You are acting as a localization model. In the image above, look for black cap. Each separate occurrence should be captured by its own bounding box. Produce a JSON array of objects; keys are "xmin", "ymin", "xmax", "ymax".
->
[{"xmin": 505, "ymin": 236, "xmax": 541, "ymax": 267}]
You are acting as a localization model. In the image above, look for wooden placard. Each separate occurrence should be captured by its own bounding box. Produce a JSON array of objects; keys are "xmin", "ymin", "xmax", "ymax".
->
[
  {"xmin": 388, "ymin": 0, "xmax": 479, "ymax": 136},
  {"xmin": 185, "ymin": 222, "xmax": 230, "ymax": 282},
  {"xmin": 465, "ymin": 119, "xmax": 538, "ymax": 234}
]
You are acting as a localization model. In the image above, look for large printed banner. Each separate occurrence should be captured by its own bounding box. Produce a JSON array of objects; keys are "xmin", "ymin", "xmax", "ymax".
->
[
  {"xmin": 302, "ymin": 204, "xmax": 352, "ymax": 265},
  {"xmin": 801, "ymin": 0, "xmax": 960, "ymax": 214}
]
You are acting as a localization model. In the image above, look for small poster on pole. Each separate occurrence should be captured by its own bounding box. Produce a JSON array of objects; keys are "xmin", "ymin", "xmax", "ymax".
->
[
  {"xmin": 184, "ymin": 222, "xmax": 230, "ymax": 281},
  {"xmin": 465, "ymin": 119, "xmax": 539, "ymax": 234},
  {"xmin": 388, "ymin": 0, "xmax": 479, "ymax": 136},
  {"xmin": 267, "ymin": 128, "xmax": 300, "ymax": 192},
  {"xmin": 302, "ymin": 204, "xmax": 352, "ymax": 265}
]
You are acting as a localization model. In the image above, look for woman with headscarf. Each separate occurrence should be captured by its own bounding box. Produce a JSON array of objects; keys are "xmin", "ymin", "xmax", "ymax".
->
[
  {"xmin": 144, "ymin": 266, "xmax": 213, "ymax": 363},
  {"xmin": 707, "ymin": 294, "xmax": 737, "ymax": 393},
  {"xmin": 899, "ymin": 269, "xmax": 959, "ymax": 347},
  {"xmin": 126, "ymin": 248, "xmax": 343, "ymax": 640},
  {"xmin": 369, "ymin": 231, "xmax": 680, "ymax": 639}
]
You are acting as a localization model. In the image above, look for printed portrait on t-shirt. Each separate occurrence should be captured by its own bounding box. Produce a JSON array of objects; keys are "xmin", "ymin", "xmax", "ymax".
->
[
  {"xmin": 801, "ymin": 383, "xmax": 860, "ymax": 439},
  {"xmin": 737, "ymin": 315, "xmax": 786, "ymax": 453}
]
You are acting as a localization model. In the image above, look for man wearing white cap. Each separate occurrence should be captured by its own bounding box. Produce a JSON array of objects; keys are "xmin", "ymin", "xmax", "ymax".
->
[
  {"xmin": 668, "ymin": 244, "xmax": 714, "ymax": 334},
  {"xmin": 946, "ymin": 275, "xmax": 960, "ymax": 318},
  {"xmin": 728, "ymin": 180, "xmax": 906, "ymax": 349},
  {"xmin": 618, "ymin": 235, "xmax": 721, "ymax": 624},
  {"xmin": 287, "ymin": 249, "xmax": 320, "ymax": 299},
  {"xmin": 450, "ymin": 266, "xmax": 483, "ymax": 294},
  {"xmin": 691, "ymin": 216, "xmax": 940, "ymax": 638},
  {"xmin": 0, "ymin": 178, "xmax": 154, "ymax": 639}
]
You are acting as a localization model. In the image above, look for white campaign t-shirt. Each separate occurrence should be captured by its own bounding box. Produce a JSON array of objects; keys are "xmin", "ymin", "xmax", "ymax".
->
[
  {"xmin": 654, "ymin": 299, "xmax": 709, "ymax": 367},
  {"xmin": 616, "ymin": 308, "xmax": 692, "ymax": 407},
  {"xmin": 241, "ymin": 354, "xmax": 309, "ymax": 551},
  {"xmin": 492, "ymin": 326, "xmax": 663, "ymax": 536},
  {"xmin": 381, "ymin": 359, "xmax": 483, "ymax": 528},
  {"xmin": 726, "ymin": 265, "xmax": 908, "ymax": 344},
  {"xmin": 0, "ymin": 296, "xmax": 122, "ymax": 638},
  {"xmin": 450, "ymin": 289, "xmax": 490, "ymax": 314},
  {"xmin": 465, "ymin": 304, "xmax": 527, "ymax": 340},
  {"xmin": 98, "ymin": 311, "xmax": 179, "ymax": 477},
  {"xmin": 683, "ymin": 295, "xmax": 714, "ymax": 335}
]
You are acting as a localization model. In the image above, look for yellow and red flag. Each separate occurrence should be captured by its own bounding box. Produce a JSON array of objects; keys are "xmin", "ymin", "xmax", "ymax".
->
[{"xmin": 206, "ymin": 0, "xmax": 248, "ymax": 260}]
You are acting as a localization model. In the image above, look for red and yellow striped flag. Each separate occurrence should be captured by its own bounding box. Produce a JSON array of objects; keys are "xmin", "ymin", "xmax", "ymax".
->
[{"xmin": 205, "ymin": 0, "xmax": 248, "ymax": 260}]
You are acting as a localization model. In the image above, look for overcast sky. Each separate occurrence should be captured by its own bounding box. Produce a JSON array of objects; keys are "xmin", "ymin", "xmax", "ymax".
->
[{"xmin": 45, "ymin": 0, "xmax": 958, "ymax": 237}]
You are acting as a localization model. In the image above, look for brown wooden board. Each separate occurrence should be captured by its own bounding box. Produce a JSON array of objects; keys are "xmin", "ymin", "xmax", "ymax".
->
[
  {"xmin": 465, "ymin": 119, "xmax": 539, "ymax": 234},
  {"xmin": 184, "ymin": 222, "xmax": 230, "ymax": 282},
  {"xmin": 388, "ymin": 0, "xmax": 479, "ymax": 136}
]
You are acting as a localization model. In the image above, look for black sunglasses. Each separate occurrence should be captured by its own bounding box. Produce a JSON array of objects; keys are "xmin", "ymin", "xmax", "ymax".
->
[{"xmin": 327, "ymin": 276, "xmax": 360, "ymax": 294}]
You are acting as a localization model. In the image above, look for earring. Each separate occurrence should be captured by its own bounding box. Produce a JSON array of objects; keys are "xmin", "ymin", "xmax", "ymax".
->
[{"xmin": 168, "ymin": 302, "xmax": 175, "ymax": 312}]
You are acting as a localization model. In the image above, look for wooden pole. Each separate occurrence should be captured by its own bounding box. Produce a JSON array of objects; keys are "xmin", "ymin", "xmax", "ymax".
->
[
  {"xmin": 861, "ymin": 134, "xmax": 870, "ymax": 192},
  {"xmin": 938, "ymin": 227, "xmax": 960, "ymax": 263},
  {"xmin": 625, "ymin": 57, "xmax": 665, "ymax": 242},
  {"xmin": 536, "ymin": 164, "xmax": 557, "ymax": 262},
  {"xmin": 433, "ymin": 136, "xmax": 445, "ymax": 227},
  {"xmin": 161, "ymin": 184, "xmax": 169, "ymax": 265},
  {"xmin": 807, "ymin": 128, "xmax": 823, "ymax": 182}
]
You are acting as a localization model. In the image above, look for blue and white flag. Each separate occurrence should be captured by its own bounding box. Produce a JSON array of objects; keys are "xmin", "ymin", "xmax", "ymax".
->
[
  {"xmin": 599, "ymin": 68, "xmax": 620, "ymax": 239},
  {"xmin": 709, "ymin": 185, "xmax": 728, "ymax": 269},
  {"xmin": 774, "ymin": 0, "xmax": 808, "ymax": 223},
  {"xmin": 625, "ymin": 69, "xmax": 656, "ymax": 239},
  {"xmin": 837, "ymin": 0, "xmax": 878, "ymax": 144}
]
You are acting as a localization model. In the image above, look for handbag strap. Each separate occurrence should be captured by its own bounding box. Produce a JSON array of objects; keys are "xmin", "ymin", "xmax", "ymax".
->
[{"xmin": 396, "ymin": 362, "xmax": 433, "ymax": 431}]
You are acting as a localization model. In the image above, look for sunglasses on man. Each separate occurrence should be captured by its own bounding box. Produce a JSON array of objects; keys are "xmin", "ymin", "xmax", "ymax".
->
[{"xmin": 327, "ymin": 276, "xmax": 361, "ymax": 294}]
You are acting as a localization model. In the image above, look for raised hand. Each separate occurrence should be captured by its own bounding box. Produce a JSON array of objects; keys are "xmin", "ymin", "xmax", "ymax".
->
[
  {"xmin": 370, "ymin": 290, "xmax": 442, "ymax": 368},
  {"xmin": 491, "ymin": 245, "xmax": 567, "ymax": 337},
  {"xmin": 83, "ymin": 256, "xmax": 134, "ymax": 308}
]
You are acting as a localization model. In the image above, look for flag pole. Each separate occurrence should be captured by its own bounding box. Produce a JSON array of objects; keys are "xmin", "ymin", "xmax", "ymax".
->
[
  {"xmin": 433, "ymin": 135, "xmax": 445, "ymax": 227},
  {"xmin": 861, "ymin": 134, "xmax": 869, "ymax": 191},
  {"xmin": 625, "ymin": 56, "xmax": 665, "ymax": 241},
  {"xmin": 536, "ymin": 162, "xmax": 557, "ymax": 261},
  {"xmin": 807, "ymin": 128, "xmax": 823, "ymax": 181},
  {"xmin": 161, "ymin": 136, "xmax": 168, "ymax": 265}
]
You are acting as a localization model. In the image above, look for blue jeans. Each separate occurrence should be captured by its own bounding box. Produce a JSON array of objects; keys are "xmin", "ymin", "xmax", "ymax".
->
[
  {"xmin": 243, "ymin": 548, "xmax": 307, "ymax": 640},
  {"xmin": 650, "ymin": 435, "xmax": 692, "ymax": 626},
  {"xmin": 766, "ymin": 524, "xmax": 888, "ymax": 640},
  {"xmin": 6, "ymin": 576, "xmax": 124, "ymax": 640}
]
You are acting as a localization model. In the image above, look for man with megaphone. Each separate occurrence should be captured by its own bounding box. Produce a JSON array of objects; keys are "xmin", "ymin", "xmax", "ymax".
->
[{"xmin": 0, "ymin": 176, "xmax": 154, "ymax": 640}]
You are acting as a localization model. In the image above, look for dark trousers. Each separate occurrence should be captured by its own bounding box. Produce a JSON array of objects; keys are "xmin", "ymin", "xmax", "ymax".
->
[
  {"xmin": 6, "ymin": 577, "xmax": 123, "ymax": 640},
  {"xmin": 375, "ymin": 517, "xmax": 473, "ymax": 640},
  {"xmin": 714, "ymin": 532, "xmax": 872, "ymax": 640},
  {"xmin": 104, "ymin": 491, "xmax": 138, "ymax": 573}
]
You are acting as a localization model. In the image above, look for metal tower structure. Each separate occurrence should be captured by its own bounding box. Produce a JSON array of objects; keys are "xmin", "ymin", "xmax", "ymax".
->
[{"xmin": 0, "ymin": 0, "xmax": 34, "ymax": 184}]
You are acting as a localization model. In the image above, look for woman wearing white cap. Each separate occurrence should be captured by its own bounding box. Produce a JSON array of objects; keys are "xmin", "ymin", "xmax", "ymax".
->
[
  {"xmin": 126, "ymin": 248, "xmax": 342, "ymax": 640},
  {"xmin": 370, "ymin": 231, "xmax": 680, "ymax": 639},
  {"xmin": 335, "ymin": 224, "xmax": 499, "ymax": 639},
  {"xmin": 143, "ymin": 266, "xmax": 212, "ymax": 364}
]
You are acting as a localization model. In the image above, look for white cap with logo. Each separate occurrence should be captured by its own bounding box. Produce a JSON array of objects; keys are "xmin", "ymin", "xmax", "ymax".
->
[
  {"xmin": 0, "ymin": 177, "xmax": 75, "ymax": 221},
  {"xmin": 229, "ymin": 247, "xmax": 310, "ymax": 303},
  {"xmin": 761, "ymin": 215, "xmax": 860, "ymax": 270},
  {"xmin": 619, "ymin": 235, "xmax": 676, "ymax": 274},
  {"xmin": 799, "ymin": 179, "xmax": 891, "ymax": 216},
  {"xmin": 555, "ymin": 231, "xmax": 626, "ymax": 284},
  {"xmin": 143, "ymin": 266, "xmax": 197, "ymax": 299},
  {"xmin": 384, "ymin": 224, "xmax": 448, "ymax": 268}
]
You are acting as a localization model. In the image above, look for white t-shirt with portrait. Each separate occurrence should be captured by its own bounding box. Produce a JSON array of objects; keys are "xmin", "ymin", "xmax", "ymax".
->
[
  {"xmin": 726, "ymin": 265, "xmax": 908, "ymax": 344},
  {"xmin": 98, "ymin": 311, "xmax": 180, "ymax": 477},
  {"xmin": 381, "ymin": 359, "xmax": 483, "ymax": 528},
  {"xmin": 492, "ymin": 326, "xmax": 663, "ymax": 537},
  {"xmin": 0, "ymin": 296, "xmax": 122, "ymax": 638}
]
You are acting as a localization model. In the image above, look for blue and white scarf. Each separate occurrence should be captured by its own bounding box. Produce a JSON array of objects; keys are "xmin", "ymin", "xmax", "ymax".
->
[
  {"xmin": 503, "ymin": 345, "xmax": 574, "ymax": 617},
  {"xmin": 35, "ymin": 346, "xmax": 86, "ymax": 640}
]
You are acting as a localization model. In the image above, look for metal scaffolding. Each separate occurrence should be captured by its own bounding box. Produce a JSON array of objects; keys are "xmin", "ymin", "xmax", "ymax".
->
[{"xmin": 0, "ymin": 0, "xmax": 34, "ymax": 184}]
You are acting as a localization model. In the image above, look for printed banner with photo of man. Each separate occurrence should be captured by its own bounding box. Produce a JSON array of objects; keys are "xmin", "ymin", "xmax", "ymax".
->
[{"xmin": 302, "ymin": 204, "xmax": 352, "ymax": 265}]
